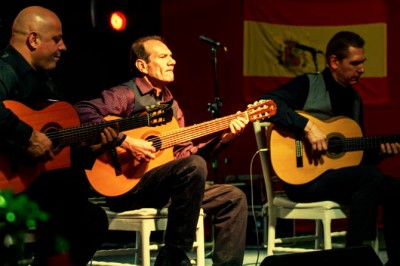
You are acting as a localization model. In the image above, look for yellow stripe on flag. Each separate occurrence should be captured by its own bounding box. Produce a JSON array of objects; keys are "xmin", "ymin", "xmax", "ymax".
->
[{"xmin": 243, "ymin": 21, "xmax": 386, "ymax": 78}]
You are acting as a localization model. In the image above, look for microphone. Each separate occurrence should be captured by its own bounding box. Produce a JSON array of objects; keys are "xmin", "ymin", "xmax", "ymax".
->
[
  {"xmin": 199, "ymin": 35, "xmax": 227, "ymax": 51},
  {"xmin": 295, "ymin": 43, "xmax": 323, "ymax": 54}
]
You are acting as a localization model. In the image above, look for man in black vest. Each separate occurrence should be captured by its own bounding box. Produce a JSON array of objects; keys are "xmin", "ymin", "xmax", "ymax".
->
[
  {"xmin": 256, "ymin": 31, "xmax": 400, "ymax": 266},
  {"xmin": 75, "ymin": 36, "xmax": 250, "ymax": 266}
]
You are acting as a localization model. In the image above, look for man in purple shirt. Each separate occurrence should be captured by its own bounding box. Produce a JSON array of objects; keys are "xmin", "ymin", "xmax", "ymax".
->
[{"xmin": 75, "ymin": 36, "xmax": 249, "ymax": 266}]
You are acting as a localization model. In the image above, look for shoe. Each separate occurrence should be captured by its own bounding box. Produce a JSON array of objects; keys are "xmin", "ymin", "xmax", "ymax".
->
[{"xmin": 154, "ymin": 245, "xmax": 191, "ymax": 266}]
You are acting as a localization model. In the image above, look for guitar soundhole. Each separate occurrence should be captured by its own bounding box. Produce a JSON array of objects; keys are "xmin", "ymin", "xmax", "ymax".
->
[
  {"xmin": 327, "ymin": 133, "xmax": 345, "ymax": 159},
  {"xmin": 146, "ymin": 136, "xmax": 162, "ymax": 151},
  {"xmin": 42, "ymin": 122, "xmax": 62, "ymax": 152}
]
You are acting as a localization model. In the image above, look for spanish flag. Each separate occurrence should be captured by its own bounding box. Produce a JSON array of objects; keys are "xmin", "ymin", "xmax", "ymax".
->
[{"xmin": 243, "ymin": 0, "xmax": 388, "ymax": 106}]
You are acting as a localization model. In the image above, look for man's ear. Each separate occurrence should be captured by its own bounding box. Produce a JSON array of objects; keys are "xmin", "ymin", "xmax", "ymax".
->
[
  {"xmin": 135, "ymin": 59, "xmax": 148, "ymax": 74},
  {"xmin": 27, "ymin": 32, "xmax": 39, "ymax": 50},
  {"xmin": 329, "ymin": 55, "xmax": 339, "ymax": 70}
]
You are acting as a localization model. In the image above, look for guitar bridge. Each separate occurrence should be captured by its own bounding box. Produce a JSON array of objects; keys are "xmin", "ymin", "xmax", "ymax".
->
[{"xmin": 295, "ymin": 134, "xmax": 303, "ymax": 168}]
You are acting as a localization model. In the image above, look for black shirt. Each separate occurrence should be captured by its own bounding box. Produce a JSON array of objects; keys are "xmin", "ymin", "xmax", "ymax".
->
[
  {"xmin": 260, "ymin": 67, "xmax": 363, "ymax": 132},
  {"xmin": 0, "ymin": 45, "xmax": 62, "ymax": 146},
  {"xmin": 260, "ymin": 67, "xmax": 382, "ymax": 164}
]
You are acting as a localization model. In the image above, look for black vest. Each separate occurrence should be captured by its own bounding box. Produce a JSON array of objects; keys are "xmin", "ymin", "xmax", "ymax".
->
[{"xmin": 123, "ymin": 80, "xmax": 177, "ymax": 118}]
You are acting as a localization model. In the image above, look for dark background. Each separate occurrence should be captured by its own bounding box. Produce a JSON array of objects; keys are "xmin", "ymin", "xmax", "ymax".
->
[{"xmin": 0, "ymin": 0, "xmax": 161, "ymax": 103}]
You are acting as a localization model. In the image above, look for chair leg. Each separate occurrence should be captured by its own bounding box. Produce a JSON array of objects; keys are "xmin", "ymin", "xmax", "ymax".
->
[
  {"xmin": 141, "ymin": 222, "xmax": 152, "ymax": 266},
  {"xmin": 322, "ymin": 218, "xmax": 332, "ymax": 250},
  {"xmin": 263, "ymin": 212, "xmax": 268, "ymax": 248},
  {"xmin": 267, "ymin": 215, "xmax": 277, "ymax": 256},
  {"xmin": 135, "ymin": 231, "xmax": 142, "ymax": 265},
  {"xmin": 373, "ymin": 230, "xmax": 380, "ymax": 253},
  {"xmin": 195, "ymin": 214, "xmax": 206, "ymax": 266},
  {"xmin": 368, "ymin": 226, "xmax": 380, "ymax": 254},
  {"xmin": 315, "ymin": 220, "xmax": 322, "ymax": 249}
]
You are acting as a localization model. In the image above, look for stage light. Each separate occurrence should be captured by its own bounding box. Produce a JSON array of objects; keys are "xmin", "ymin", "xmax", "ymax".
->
[{"xmin": 109, "ymin": 11, "xmax": 127, "ymax": 31}]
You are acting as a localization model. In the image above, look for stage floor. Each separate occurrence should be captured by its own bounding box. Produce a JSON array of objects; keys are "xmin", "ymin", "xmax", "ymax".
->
[{"xmin": 90, "ymin": 231, "xmax": 388, "ymax": 266}]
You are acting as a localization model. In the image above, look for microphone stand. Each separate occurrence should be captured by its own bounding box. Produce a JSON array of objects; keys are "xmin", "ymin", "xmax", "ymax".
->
[
  {"xmin": 207, "ymin": 45, "xmax": 223, "ymax": 183},
  {"xmin": 207, "ymin": 46, "xmax": 222, "ymax": 118},
  {"xmin": 311, "ymin": 51, "xmax": 319, "ymax": 73}
]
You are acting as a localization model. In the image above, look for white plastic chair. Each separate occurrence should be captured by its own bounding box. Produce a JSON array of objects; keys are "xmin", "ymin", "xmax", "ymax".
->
[
  {"xmin": 253, "ymin": 120, "xmax": 351, "ymax": 256},
  {"xmin": 90, "ymin": 207, "xmax": 205, "ymax": 266}
]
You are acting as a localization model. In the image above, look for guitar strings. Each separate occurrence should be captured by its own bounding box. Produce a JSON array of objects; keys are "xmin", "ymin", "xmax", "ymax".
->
[
  {"xmin": 45, "ymin": 115, "xmax": 150, "ymax": 145},
  {"xmin": 45, "ymin": 103, "xmax": 274, "ymax": 149},
  {"xmin": 151, "ymin": 112, "xmax": 250, "ymax": 149},
  {"xmin": 296, "ymin": 136, "xmax": 400, "ymax": 153},
  {"xmin": 150, "ymin": 106, "xmax": 274, "ymax": 149},
  {"xmin": 327, "ymin": 136, "xmax": 400, "ymax": 151}
]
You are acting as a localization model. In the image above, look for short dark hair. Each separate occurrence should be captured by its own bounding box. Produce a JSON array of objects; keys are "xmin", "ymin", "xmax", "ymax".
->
[
  {"xmin": 130, "ymin": 35, "xmax": 164, "ymax": 77},
  {"xmin": 325, "ymin": 31, "xmax": 365, "ymax": 62}
]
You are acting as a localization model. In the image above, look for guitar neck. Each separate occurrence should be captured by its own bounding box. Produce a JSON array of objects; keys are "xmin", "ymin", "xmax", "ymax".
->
[
  {"xmin": 47, "ymin": 114, "xmax": 150, "ymax": 146},
  {"xmin": 156, "ymin": 112, "xmax": 248, "ymax": 149},
  {"xmin": 113, "ymin": 114, "xmax": 152, "ymax": 133},
  {"xmin": 329, "ymin": 135, "xmax": 400, "ymax": 152}
]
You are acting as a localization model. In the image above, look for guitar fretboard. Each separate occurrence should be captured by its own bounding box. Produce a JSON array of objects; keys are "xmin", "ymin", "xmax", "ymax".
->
[
  {"xmin": 47, "ymin": 114, "xmax": 150, "ymax": 146},
  {"xmin": 328, "ymin": 135, "xmax": 400, "ymax": 152}
]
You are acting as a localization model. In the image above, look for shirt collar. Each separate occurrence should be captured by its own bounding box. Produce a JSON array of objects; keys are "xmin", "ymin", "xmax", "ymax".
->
[
  {"xmin": 133, "ymin": 77, "xmax": 173, "ymax": 102},
  {"xmin": 134, "ymin": 77, "xmax": 154, "ymax": 95},
  {"xmin": 322, "ymin": 67, "xmax": 352, "ymax": 91}
]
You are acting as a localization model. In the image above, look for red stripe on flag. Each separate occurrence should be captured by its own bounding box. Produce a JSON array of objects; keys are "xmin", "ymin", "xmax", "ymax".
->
[
  {"xmin": 244, "ymin": 76, "xmax": 389, "ymax": 106},
  {"xmin": 354, "ymin": 78, "xmax": 389, "ymax": 106},
  {"xmin": 244, "ymin": 0, "xmax": 387, "ymax": 25}
]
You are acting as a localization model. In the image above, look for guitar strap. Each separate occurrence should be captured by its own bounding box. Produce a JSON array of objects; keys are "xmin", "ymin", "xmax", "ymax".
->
[{"xmin": 108, "ymin": 147, "xmax": 122, "ymax": 176}]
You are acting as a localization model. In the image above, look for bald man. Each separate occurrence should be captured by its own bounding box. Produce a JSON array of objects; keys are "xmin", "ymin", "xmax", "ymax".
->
[{"xmin": 0, "ymin": 6, "xmax": 117, "ymax": 266}]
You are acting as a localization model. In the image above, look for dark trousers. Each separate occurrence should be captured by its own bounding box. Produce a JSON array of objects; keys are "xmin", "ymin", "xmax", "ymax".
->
[
  {"xmin": 26, "ymin": 168, "xmax": 109, "ymax": 266},
  {"xmin": 107, "ymin": 155, "xmax": 248, "ymax": 266},
  {"xmin": 203, "ymin": 183, "xmax": 248, "ymax": 266},
  {"xmin": 283, "ymin": 164, "xmax": 400, "ymax": 264},
  {"xmin": 381, "ymin": 174, "xmax": 400, "ymax": 265},
  {"xmin": 107, "ymin": 155, "xmax": 207, "ymax": 251}
]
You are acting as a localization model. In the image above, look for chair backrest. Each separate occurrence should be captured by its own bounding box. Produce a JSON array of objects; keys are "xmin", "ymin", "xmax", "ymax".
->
[
  {"xmin": 253, "ymin": 120, "xmax": 285, "ymax": 205},
  {"xmin": 253, "ymin": 120, "xmax": 350, "ymax": 254},
  {"xmin": 255, "ymin": 117, "xmax": 378, "ymax": 253}
]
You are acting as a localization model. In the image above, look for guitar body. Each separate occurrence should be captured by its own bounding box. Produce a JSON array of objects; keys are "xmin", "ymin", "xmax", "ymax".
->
[
  {"xmin": 269, "ymin": 112, "xmax": 364, "ymax": 185},
  {"xmin": 0, "ymin": 100, "xmax": 80, "ymax": 193},
  {"xmin": 86, "ymin": 99, "xmax": 277, "ymax": 196},
  {"xmin": 0, "ymin": 100, "xmax": 173, "ymax": 194},
  {"xmin": 86, "ymin": 118, "xmax": 179, "ymax": 197}
]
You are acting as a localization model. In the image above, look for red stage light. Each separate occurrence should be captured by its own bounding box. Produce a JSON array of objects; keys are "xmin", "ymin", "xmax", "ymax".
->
[{"xmin": 109, "ymin": 11, "xmax": 127, "ymax": 31}]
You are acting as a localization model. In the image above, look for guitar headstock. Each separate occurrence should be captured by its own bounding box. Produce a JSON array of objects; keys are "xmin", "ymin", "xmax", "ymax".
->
[
  {"xmin": 247, "ymin": 99, "xmax": 277, "ymax": 122},
  {"xmin": 146, "ymin": 99, "xmax": 174, "ymax": 126}
]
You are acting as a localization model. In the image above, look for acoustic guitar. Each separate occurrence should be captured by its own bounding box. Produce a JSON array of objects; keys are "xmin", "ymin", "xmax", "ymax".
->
[
  {"xmin": 0, "ymin": 100, "xmax": 173, "ymax": 194},
  {"xmin": 269, "ymin": 111, "xmax": 399, "ymax": 185},
  {"xmin": 85, "ymin": 99, "xmax": 277, "ymax": 197}
]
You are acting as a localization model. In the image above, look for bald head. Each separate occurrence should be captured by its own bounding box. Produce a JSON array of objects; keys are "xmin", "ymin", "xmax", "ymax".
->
[
  {"xmin": 12, "ymin": 6, "xmax": 60, "ymax": 41},
  {"xmin": 10, "ymin": 6, "xmax": 66, "ymax": 71}
]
